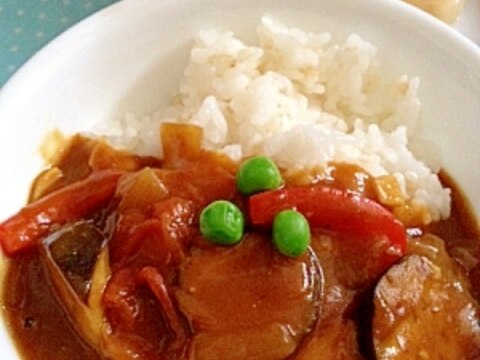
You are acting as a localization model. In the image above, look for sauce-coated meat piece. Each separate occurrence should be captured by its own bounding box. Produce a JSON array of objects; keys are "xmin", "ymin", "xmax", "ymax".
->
[
  {"xmin": 176, "ymin": 233, "xmax": 321, "ymax": 360},
  {"xmin": 373, "ymin": 236, "xmax": 480, "ymax": 359}
]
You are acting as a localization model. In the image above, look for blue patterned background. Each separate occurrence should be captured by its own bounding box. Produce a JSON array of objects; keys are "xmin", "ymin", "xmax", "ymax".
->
[{"xmin": 0, "ymin": 0, "xmax": 120, "ymax": 86}]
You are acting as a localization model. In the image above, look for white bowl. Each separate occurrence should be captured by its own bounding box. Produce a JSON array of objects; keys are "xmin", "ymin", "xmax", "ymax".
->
[{"xmin": 0, "ymin": 0, "xmax": 479, "ymax": 357}]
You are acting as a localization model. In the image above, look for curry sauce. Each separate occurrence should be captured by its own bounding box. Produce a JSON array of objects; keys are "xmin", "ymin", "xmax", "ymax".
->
[{"xmin": 2, "ymin": 125, "xmax": 480, "ymax": 360}]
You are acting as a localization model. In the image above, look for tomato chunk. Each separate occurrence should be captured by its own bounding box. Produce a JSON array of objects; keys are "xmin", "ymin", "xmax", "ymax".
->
[{"xmin": 0, "ymin": 170, "xmax": 123, "ymax": 255}]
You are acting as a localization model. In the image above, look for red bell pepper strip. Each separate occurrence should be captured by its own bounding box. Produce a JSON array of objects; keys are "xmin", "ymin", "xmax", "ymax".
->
[
  {"xmin": 249, "ymin": 186, "xmax": 407, "ymax": 258},
  {"xmin": 0, "ymin": 170, "xmax": 123, "ymax": 255}
]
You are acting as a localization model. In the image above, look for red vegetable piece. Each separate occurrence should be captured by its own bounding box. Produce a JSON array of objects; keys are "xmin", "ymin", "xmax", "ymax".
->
[
  {"xmin": 110, "ymin": 197, "xmax": 194, "ymax": 267},
  {"xmin": 103, "ymin": 268, "xmax": 139, "ymax": 330},
  {"xmin": 249, "ymin": 186, "xmax": 406, "ymax": 265},
  {"xmin": 109, "ymin": 211, "xmax": 149, "ymax": 265},
  {"xmin": 0, "ymin": 170, "xmax": 123, "ymax": 255},
  {"xmin": 137, "ymin": 266, "xmax": 186, "ymax": 344}
]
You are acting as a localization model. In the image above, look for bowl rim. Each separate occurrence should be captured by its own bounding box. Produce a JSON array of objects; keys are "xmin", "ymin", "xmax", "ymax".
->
[
  {"xmin": 0, "ymin": 0, "xmax": 479, "ymax": 99},
  {"xmin": 0, "ymin": 0, "xmax": 479, "ymax": 359}
]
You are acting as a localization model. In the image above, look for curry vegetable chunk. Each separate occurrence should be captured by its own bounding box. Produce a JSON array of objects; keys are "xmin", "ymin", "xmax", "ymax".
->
[
  {"xmin": 373, "ymin": 236, "xmax": 480, "ymax": 359},
  {"xmin": 1, "ymin": 124, "xmax": 480, "ymax": 360}
]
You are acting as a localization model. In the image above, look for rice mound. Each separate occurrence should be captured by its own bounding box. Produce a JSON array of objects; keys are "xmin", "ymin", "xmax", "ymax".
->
[{"xmin": 96, "ymin": 15, "xmax": 451, "ymax": 224}]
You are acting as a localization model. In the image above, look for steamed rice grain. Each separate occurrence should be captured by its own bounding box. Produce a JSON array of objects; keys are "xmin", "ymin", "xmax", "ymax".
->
[{"xmin": 95, "ymin": 15, "xmax": 451, "ymax": 224}]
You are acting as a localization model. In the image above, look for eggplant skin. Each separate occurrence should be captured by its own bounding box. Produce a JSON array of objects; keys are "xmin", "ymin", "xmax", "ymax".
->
[
  {"xmin": 46, "ymin": 222, "xmax": 105, "ymax": 299},
  {"xmin": 373, "ymin": 248, "xmax": 480, "ymax": 360}
]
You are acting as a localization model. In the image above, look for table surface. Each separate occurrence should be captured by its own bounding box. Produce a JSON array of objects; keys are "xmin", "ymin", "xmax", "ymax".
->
[
  {"xmin": 0, "ymin": 0, "xmax": 479, "ymax": 86},
  {"xmin": 0, "ymin": 0, "xmax": 119, "ymax": 85}
]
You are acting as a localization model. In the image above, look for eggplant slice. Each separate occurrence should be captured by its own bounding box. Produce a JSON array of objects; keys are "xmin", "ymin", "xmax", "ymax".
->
[
  {"xmin": 373, "ymin": 235, "xmax": 480, "ymax": 359},
  {"xmin": 45, "ymin": 222, "xmax": 105, "ymax": 300},
  {"xmin": 40, "ymin": 222, "xmax": 110, "ymax": 350},
  {"xmin": 176, "ymin": 233, "xmax": 323, "ymax": 360}
]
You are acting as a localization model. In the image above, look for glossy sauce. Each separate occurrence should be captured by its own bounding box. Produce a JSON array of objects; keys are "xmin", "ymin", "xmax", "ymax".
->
[
  {"xmin": 3, "ymin": 250, "xmax": 100, "ymax": 360},
  {"xmin": 2, "ymin": 130, "xmax": 480, "ymax": 360}
]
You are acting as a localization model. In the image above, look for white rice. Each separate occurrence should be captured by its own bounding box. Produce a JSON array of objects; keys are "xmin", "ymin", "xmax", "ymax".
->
[{"xmin": 94, "ymin": 15, "xmax": 451, "ymax": 223}]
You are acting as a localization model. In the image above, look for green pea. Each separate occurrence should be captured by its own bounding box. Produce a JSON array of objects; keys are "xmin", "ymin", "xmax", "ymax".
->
[
  {"xmin": 236, "ymin": 156, "xmax": 283, "ymax": 195},
  {"xmin": 273, "ymin": 210, "xmax": 310, "ymax": 257},
  {"xmin": 200, "ymin": 200, "xmax": 244, "ymax": 245}
]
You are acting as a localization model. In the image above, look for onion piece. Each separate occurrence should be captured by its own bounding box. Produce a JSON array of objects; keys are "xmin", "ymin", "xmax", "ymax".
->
[{"xmin": 117, "ymin": 167, "xmax": 169, "ymax": 211}]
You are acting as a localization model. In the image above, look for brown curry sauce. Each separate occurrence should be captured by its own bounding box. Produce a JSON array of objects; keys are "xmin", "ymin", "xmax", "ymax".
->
[{"xmin": 2, "ymin": 125, "xmax": 480, "ymax": 360}]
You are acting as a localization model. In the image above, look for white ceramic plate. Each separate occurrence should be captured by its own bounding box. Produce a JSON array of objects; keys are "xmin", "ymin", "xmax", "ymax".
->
[{"xmin": 0, "ymin": 0, "xmax": 479, "ymax": 357}]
